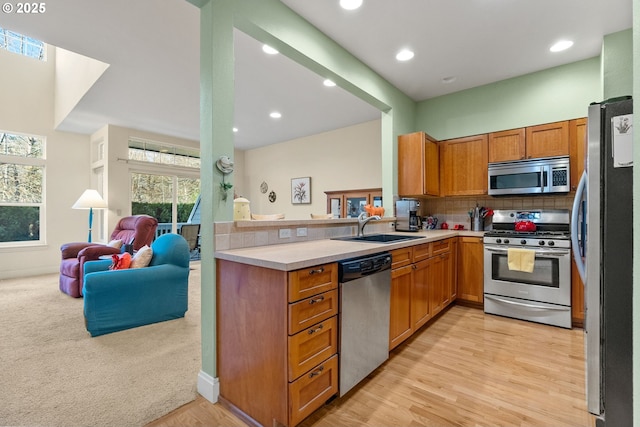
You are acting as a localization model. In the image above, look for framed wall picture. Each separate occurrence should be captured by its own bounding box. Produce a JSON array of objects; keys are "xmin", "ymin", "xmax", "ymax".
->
[{"xmin": 291, "ymin": 177, "xmax": 311, "ymax": 204}]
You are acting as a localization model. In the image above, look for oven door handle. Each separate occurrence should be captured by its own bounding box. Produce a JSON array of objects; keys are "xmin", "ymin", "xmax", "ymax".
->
[
  {"xmin": 484, "ymin": 245, "xmax": 570, "ymax": 257},
  {"xmin": 485, "ymin": 294, "xmax": 568, "ymax": 311}
]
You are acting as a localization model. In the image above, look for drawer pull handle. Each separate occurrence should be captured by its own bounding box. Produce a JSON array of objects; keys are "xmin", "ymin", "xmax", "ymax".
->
[
  {"xmin": 309, "ymin": 267, "xmax": 324, "ymax": 275},
  {"xmin": 308, "ymin": 366, "xmax": 324, "ymax": 378},
  {"xmin": 309, "ymin": 296, "xmax": 325, "ymax": 304},
  {"xmin": 308, "ymin": 324, "xmax": 324, "ymax": 334}
]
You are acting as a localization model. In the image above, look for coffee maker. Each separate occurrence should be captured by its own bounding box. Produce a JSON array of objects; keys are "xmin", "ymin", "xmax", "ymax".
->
[{"xmin": 395, "ymin": 198, "xmax": 421, "ymax": 232}]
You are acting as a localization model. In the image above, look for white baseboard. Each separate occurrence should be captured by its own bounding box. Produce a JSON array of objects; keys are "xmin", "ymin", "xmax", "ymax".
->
[{"xmin": 197, "ymin": 370, "xmax": 219, "ymax": 403}]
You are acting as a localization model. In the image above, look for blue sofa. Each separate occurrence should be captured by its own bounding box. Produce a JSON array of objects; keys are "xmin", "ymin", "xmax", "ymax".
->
[{"xmin": 82, "ymin": 233, "xmax": 190, "ymax": 337}]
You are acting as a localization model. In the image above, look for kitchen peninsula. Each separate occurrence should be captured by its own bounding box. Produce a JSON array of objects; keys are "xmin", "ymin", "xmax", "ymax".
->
[{"xmin": 214, "ymin": 221, "xmax": 483, "ymax": 427}]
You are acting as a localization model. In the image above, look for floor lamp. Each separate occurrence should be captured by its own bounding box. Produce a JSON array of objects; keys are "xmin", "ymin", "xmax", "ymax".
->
[{"xmin": 72, "ymin": 189, "xmax": 108, "ymax": 243}]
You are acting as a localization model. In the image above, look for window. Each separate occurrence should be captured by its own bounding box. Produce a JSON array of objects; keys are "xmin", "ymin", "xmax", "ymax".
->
[
  {"xmin": 0, "ymin": 131, "xmax": 45, "ymax": 244},
  {"xmin": 131, "ymin": 172, "xmax": 200, "ymax": 235},
  {"xmin": 128, "ymin": 138, "xmax": 200, "ymax": 169},
  {"xmin": 0, "ymin": 27, "xmax": 45, "ymax": 60}
]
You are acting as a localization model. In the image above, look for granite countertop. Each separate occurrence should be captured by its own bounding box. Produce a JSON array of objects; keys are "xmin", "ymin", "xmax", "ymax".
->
[{"xmin": 215, "ymin": 230, "xmax": 485, "ymax": 271}]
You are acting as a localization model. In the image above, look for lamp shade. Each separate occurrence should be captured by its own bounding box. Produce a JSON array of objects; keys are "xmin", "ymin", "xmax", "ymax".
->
[{"xmin": 72, "ymin": 189, "xmax": 108, "ymax": 209}]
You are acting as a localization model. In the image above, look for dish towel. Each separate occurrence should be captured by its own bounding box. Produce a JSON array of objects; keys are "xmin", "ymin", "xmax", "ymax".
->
[{"xmin": 507, "ymin": 248, "xmax": 536, "ymax": 273}]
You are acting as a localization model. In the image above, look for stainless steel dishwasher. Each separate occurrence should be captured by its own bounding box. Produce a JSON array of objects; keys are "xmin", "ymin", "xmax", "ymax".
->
[{"xmin": 338, "ymin": 252, "xmax": 392, "ymax": 396}]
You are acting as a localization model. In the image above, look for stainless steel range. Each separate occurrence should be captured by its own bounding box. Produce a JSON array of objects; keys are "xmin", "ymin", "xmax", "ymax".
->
[{"xmin": 483, "ymin": 209, "xmax": 572, "ymax": 328}]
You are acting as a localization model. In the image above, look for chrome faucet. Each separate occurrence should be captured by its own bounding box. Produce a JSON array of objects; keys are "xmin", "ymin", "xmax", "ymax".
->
[{"xmin": 357, "ymin": 212, "xmax": 381, "ymax": 237}]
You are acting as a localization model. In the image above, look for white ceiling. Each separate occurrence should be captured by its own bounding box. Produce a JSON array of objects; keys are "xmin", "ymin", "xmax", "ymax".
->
[{"xmin": 0, "ymin": 0, "xmax": 632, "ymax": 150}]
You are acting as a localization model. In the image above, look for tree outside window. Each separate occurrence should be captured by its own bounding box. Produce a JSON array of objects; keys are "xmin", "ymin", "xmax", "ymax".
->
[{"xmin": 0, "ymin": 132, "xmax": 45, "ymax": 244}]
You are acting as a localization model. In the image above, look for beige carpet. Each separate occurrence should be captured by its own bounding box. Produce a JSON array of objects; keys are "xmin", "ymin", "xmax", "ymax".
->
[{"xmin": 0, "ymin": 262, "xmax": 201, "ymax": 427}]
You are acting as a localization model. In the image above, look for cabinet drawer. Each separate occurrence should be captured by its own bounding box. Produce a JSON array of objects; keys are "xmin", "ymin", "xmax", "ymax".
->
[
  {"xmin": 288, "ymin": 289, "xmax": 339, "ymax": 335},
  {"xmin": 288, "ymin": 263, "xmax": 338, "ymax": 303},
  {"xmin": 432, "ymin": 238, "xmax": 451, "ymax": 256},
  {"xmin": 413, "ymin": 242, "xmax": 432, "ymax": 262},
  {"xmin": 288, "ymin": 316, "xmax": 338, "ymax": 381},
  {"xmin": 288, "ymin": 355, "xmax": 338, "ymax": 427},
  {"xmin": 391, "ymin": 247, "xmax": 413, "ymax": 269}
]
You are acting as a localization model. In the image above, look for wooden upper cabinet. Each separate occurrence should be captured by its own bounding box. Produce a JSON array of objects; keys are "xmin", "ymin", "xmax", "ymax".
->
[
  {"xmin": 488, "ymin": 128, "xmax": 526, "ymax": 162},
  {"xmin": 398, "ymin": 131, "xmax": 439, "ymax": 197},
  {"xmin": 569, "ymin": 118, "xmax": 587, "ymax": 191},
  {"xmin": 525, "ymin": 121, "xmax": 570, "ymax": 159},
  {"xmin": 440, "ymin": 134, "xmax": 488, "ymax": 196}
]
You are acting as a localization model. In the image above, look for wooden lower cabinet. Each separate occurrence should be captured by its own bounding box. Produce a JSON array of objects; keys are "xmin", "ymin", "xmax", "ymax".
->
[
  {"xmin": 412, "ymin": 258, "xmax": 433, "ymax": 330},
  {"xmin": 389, "ymin": 263, "xmax": 413, "ymax": 350},
  {"xmin": 457, "ymin": 236, "xmax": 484, "ymax": 304},
  {"xmin": 571, "ymin": 258, "xmax": 585, "ymax": 327},
  {"xmin": 217, "ymin": 259, "xmax": 339, "ymax": 427},
  {"xmin": 289, "ymin": 355, "xmax": 339, "ymax": 426},
  {"xmin": 389, "ymin": 238, "xmax": 456, "ymax": 351}
]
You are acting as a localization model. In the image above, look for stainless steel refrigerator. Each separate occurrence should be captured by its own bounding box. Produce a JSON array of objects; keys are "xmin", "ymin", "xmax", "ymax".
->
[{"xmin": 572, "ymin": 96, "xmax": 633, "ymax": 426}]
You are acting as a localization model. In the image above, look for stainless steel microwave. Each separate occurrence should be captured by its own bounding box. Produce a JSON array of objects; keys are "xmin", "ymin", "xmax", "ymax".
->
[{"xmin": 488, "ymin": 156, "xmax": 570, "ymax": 196}]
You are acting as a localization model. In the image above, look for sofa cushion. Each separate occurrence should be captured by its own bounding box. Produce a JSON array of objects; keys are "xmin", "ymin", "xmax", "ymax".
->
[
  {"xmin": 130, "ymin": 245, "xmax": 153, "ymax": 268},
  {"xmin": 107, "ymin": 239, "xmax": 123, "ymax": 249}
]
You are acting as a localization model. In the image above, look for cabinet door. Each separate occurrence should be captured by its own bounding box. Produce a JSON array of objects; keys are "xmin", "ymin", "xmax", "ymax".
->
[
  {"xmin": 288, "ymin": 316, "xmax": 338, "ymax": 381},
  {"xmin": 288, "ymin": 289, "xmax": 339, "ymax": 335},
  {"xmin": 569, "ymin": 118, "xmax": 587, "ymax": 191},
  {"xmin": 457, "ymin": 237, "xmax": 484, "ymax": 303},
  {"xmin": 440, "ymin": 134, "xmax": 488, "ymax": 196},
  {"xmin": 525, "ymin": 121, "xmax": 569, "ymax": 159},
  {"xmin": 325, "ymin": 189, "xmax": 382, "ymax": 218},
  {"xmin": 571, "ymin": 258, "xmax": 584, "ymax": 327},
  {"xmin": 398, "ymin": 132, "xmax": 439, "ymax": 197},
  {"xmin": 288, "ymin": 263, "xmax": 338, "ymax": 303},
  {"xmin": 429, "ymin": 255, "xmax": 446, "ymax": 316},
  {"xmin": 288, "ymin": 355, "xmax": 339, "ymax": 427},
  {"xmin": 488, "ymin": 128, "xmax": 526, "ymax": 162},
  {"xmin": 447, "ymin": 239, "xmax": 458, "ymax": 301},
  {"xmin": 411, "ymin": 259, "xmax": 432, "ymax": 330},
  {"xmin": 389, "ymin": 264, "xmax": 413, "ymax": 350}
]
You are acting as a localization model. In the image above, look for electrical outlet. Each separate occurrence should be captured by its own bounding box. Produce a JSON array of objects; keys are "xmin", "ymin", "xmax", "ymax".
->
[
  {"xmin": 279, "ymin": 228, "xmax": 292, "ymax": 239},
  {"xmin": 296, "ymin": 227, "xmax": 308, "ymax": 237}
]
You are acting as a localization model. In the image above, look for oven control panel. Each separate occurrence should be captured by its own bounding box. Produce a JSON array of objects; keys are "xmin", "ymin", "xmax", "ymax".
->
[{"xmin": 483, "ymin": 235, "xmax": 571, "ymax": 249}]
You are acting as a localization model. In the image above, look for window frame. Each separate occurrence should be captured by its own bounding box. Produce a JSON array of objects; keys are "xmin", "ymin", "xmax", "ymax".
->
[{"xmin": 0, "ymin": 131, "xmax": 46, "ymax": 248}]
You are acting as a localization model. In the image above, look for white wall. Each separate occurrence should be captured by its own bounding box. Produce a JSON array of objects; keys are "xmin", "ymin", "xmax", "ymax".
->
[
  {"xmin": 92, "ymin": 125, "xmax": 201, "ymax": 236},
  {"xmin": 239, "ymin": 119, "xmax": 382, "ymax": 219},
  {"xmin": 0, "ymin": 46, "xmax": 92, "ymax": 279}
]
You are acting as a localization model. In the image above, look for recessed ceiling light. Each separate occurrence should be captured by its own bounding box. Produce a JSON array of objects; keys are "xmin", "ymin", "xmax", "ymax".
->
[
  {"xmin": 270, "ymin": 111, "xmax": 282, "ymax": 119},
  {"xmin": 262, "ymin": 44, "xmax": 279, "ymax": 55},
  {"xmin": 233, "ymin": 127, "xmax": 238, "ymax": 133},
  {"xmin": 396, "ymin": 49, "xmax": 415, "ymax": 61},
  {"xmin": 550, "ymin": 40, "xmax": 574, "ymax": 52},
  {"xmin": 323, "ymin": 79, "xmax": 336, "ymax": 87},
  {"xmin": 340, "ymin": 0, "xmax": 363, "ymax": 10},
  {"xmin": 442, "ymin": 76, "xmax": 456, "ymax": 84}
]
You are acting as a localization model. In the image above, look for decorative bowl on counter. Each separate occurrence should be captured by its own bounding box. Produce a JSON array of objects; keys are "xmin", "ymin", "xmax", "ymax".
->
[
  {"xmin": 310, "ymin": 213, "xmax": 333, "ymax": 219},
  {"xmin": 251, "ymin": 213, "xmax": 285, "ymax": 220}
]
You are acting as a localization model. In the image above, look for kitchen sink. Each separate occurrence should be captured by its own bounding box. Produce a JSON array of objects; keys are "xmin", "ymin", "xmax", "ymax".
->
[{"xmin": 332, "ymin": 234, "xmax": 425, "ymax": 243}]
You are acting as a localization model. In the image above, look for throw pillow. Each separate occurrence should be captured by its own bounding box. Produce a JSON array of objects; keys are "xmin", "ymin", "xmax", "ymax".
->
[
  {"xmin": 107, "ymin": 239, "xmax": 123, "ymax": 249},
  {"xmin": 130, "ymin": 245, "xmax": 153, "ymax": 268},
  {"xmin": 109, "ymin": 252, "xmax": 131, "ymax": 270}
]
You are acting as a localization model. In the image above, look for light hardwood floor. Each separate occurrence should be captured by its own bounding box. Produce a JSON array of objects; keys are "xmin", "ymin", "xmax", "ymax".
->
[{"xmin": 146, "ymin": 305, "xmax": 595, "ymax": 427}]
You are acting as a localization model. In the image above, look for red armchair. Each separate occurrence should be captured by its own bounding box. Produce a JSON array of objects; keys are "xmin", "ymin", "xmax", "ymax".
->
[{"xmin": 59, "ymin": 215, "xmax": 158, "ymax": 298}]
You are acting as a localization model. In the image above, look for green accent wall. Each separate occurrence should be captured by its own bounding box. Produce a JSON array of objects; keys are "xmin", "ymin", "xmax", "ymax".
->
[
  {"xmin": 603, "ymin": 29, "xmax": 633, "ymax": 100},
  {"xmin": 416, "ymin": 58, "xmax": 601, "ymax": 140}
]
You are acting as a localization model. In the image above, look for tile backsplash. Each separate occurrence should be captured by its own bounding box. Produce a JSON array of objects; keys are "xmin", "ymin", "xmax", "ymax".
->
[{"xmin": 420, "ymin": 194, "xmax": 574, "ymax": 231}]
